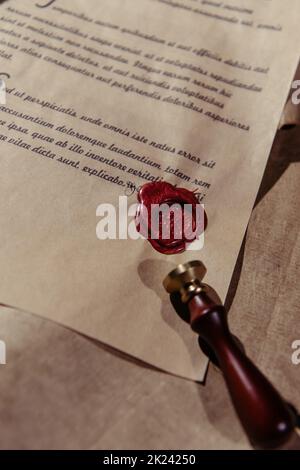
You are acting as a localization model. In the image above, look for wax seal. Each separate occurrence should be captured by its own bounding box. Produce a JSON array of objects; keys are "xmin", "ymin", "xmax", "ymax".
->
[{"xmin": 135, "ymin": 182, "xmax": 206, "ymax": 254}]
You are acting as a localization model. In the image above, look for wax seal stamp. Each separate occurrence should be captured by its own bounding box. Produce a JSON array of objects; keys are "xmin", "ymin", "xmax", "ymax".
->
[
  {"xmin": 163, "ymin": 261, "xmax": 298, "ymax": 449},
  {"xmin": 135, "ymin": 182, "xmax": 206, "ymax": 254}
]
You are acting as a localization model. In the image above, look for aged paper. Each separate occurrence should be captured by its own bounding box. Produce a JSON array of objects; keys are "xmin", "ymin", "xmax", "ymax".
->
[{"xmin": 0, "ymin": 0, "xmax": 299, "ymax": 380}]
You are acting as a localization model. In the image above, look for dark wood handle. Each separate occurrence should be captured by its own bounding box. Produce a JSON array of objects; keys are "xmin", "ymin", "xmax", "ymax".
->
[{"xmin": 189, "ymin": 294, "xmax": 296, "ymax": 449}]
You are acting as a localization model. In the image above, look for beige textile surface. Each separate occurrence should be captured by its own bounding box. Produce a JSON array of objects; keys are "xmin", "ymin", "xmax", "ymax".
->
[{"xmin": 0, "ymin": 126, "xmax": 299, "ymax": 450}]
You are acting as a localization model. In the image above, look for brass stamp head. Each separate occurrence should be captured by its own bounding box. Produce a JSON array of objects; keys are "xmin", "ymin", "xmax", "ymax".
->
[{"xmin": 163, "ymin": 260, "xmax": 207, "ymax": 303}]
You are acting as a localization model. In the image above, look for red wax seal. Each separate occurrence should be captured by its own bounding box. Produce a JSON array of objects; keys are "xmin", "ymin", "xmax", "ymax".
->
[{"xmin": 136, "ymin": 182, "xmax": 206, "ymax": 255}]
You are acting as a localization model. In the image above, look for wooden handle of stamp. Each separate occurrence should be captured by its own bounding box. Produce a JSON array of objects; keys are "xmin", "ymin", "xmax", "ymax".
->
[{"xmin": 188, "ymin": 293, "xmax": 296, "ymax": 449}]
